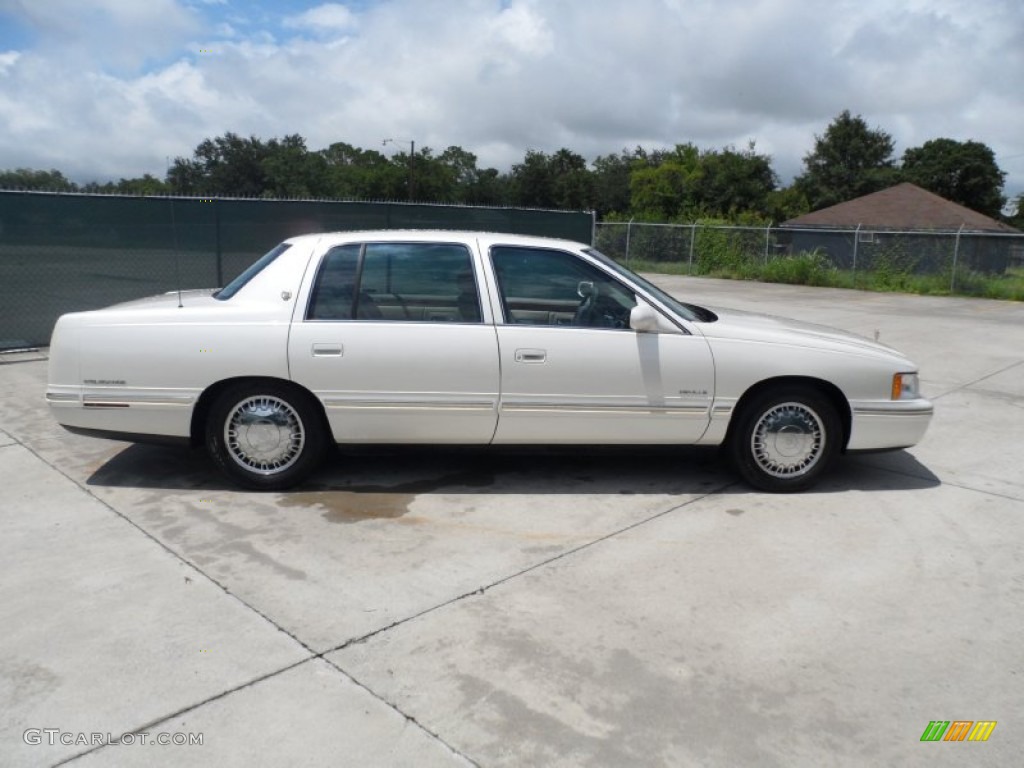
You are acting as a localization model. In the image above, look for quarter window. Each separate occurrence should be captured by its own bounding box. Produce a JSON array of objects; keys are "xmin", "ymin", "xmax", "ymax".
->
[
  {"xmin": 490, "ymin": 246, "xmax": 636, "ymax": 328},
  {"xmin": 306, "ymin": 242, "xmax": 481, "ymax": 323},
  {"xmin": 307, "ymin": 244, "xmax": 360, "ymax": 320},
  {"xmin": 215, "ymin": 242, "xmax": 292, "ymax": 301}
]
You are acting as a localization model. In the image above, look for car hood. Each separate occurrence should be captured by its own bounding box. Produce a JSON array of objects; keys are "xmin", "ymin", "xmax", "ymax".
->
[{"xmin": 696, "ymin": 306, "xmax": 909, "ymax": 361}]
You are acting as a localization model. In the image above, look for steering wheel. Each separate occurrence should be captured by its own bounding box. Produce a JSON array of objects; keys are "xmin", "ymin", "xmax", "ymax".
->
[{"xmin": 574, "ymin": 281, "xmax": 598, "ymax": 326}]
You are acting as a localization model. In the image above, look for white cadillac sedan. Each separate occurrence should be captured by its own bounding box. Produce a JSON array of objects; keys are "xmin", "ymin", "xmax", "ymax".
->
[{"xmin": 46, "ymin": 230, "xmax": 932, "ymax": 492}]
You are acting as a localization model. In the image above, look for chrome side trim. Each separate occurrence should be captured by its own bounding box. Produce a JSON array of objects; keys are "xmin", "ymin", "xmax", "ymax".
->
[
  {"xmin": 82, "ymin": 394, "xmax": 195, "ymax": 408},
  {"xmin": 323, "ymin": 398, "xmax": 496, "ymax": 411},
  {"xmin": 500, "ymin": 402, "xmax": 709, "ymax": 416},
  {"xmin": 45, "ymin": 392, "xmax": 79, "ymax": 403},
  {"xmin": 852, "ymin": 403, "xmax": 935, "ymax": 417}
]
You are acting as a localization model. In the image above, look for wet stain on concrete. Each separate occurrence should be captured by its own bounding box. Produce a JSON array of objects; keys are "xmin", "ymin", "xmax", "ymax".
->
[
  {"xmin": 726, "ymin": 508, "xmax": 745, "ymax": 516},
  {"xmin": 446, "ymin": 633, "xmax": 869, "ymax": 767},
  {"xmin": 0, "ymin": 659, "xmax": 61, "ymax": 704},
  {"xmin": 215, "ymin": 540, "xmax": 308, "ymax": 580},
  {"xmin": 284, "ymin": 470, "xmax": 495, "ymax": 523},
  {"xmin": 313, "ymin": 491, "xmax": 413, "ymax": 522}
]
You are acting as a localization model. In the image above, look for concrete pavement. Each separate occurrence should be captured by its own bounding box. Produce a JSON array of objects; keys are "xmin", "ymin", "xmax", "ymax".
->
[{"xmin": 1, "ymin": 277, "xmax": 1022, "ymax": 766}]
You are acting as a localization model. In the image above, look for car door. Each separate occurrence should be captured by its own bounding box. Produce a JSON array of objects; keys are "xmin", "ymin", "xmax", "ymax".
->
[
  {"xmin": 486, "ymin": 245, "xmax": 715, "ymax": 444},
  {"xmin": 288, "ymin": 240, "xmax": 500, "ymax": 443}
]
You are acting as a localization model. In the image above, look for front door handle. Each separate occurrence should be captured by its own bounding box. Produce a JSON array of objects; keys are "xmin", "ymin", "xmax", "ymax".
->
[{"xmin": 515, "ymin": 348, "xmax": 546, "ymax": 364}]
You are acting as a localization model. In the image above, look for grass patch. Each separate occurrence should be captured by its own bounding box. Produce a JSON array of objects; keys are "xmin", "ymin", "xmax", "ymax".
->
[{"xmin": 622, "ymin": 254, "xmax": 1024, "ymax": 302}]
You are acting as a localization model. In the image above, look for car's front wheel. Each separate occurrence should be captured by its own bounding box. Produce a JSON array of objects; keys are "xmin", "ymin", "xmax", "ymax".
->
[
  {"xmin": 729, "ymin": 386, "xmax": 841, "ymax": 492},
  {"xmin": 206, "ymin": 381, "xmax": 328, "ymax": 490}
]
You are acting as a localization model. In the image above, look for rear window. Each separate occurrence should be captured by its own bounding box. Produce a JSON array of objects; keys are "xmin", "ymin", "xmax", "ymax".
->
[{"xmin": 214, "ymin": 242, "xmax": 292, "ymax": 301}]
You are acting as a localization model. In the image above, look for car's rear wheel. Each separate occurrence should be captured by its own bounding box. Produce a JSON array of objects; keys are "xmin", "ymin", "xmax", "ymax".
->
[
  {"xmin": 729, "ymin": 386, "xmax": 841, "ymax": 492},
  {"xmin": 206, "ymin": 381, "xmax": 327, "ymax": 490}
]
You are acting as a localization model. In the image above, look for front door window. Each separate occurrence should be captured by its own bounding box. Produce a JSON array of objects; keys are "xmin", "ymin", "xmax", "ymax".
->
[{"xmin": 490, "ymin": 246, "xmax": 636, "ymax": 328}]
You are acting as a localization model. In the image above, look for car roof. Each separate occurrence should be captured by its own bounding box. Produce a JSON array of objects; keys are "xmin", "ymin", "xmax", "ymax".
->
[{"xmin": 283, "ymin": 229, "xmax": 588, "ymax": 251}]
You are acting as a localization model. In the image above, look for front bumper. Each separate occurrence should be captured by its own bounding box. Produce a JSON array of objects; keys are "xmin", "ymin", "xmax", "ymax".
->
[{"xmin": 847, "ymin": 398, "xmax": 934, "ymax": 451}]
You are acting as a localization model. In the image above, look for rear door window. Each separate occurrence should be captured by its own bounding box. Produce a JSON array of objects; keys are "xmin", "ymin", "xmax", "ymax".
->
[{"xmin": 306, "ymin": 242, "xmax": 481, "ymax": 323}]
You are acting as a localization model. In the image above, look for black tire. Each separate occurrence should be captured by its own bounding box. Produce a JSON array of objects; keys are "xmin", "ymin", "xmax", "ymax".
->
[
  {"xmin": 728, "ymin": 386, "xmax": 841, "ymax": 492},
  {"xmin": 205, "ymin": 381, "xmax": 328, "ymax": 491}
]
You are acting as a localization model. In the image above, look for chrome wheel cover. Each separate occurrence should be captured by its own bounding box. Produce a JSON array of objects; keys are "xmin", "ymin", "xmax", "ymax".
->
[
  {"xmin": 751, "ymin": 401, "xmax": 825, "ymax": 478},
  {"xmin": 224, "ymin": 395, "xmax": 305, "ymax": 475}
]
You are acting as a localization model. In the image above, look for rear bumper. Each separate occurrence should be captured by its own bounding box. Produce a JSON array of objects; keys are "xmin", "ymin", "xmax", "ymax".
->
[
  {"xmin": 46, "ymin": 386, "xmax": 196, "ymax": 439},
  {"xmin": 847, "ymin": 399, "xmax": 934, "ymax": 450}
]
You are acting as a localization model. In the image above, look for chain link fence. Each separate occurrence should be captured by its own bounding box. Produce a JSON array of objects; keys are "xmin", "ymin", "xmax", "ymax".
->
[
  {"xmin": 0, "ymin": 191, "xmax": 593, "ymax": 350},
  {"xmin": 595, "ymin": 220, "xmax": 1024, "ymax": 295}
]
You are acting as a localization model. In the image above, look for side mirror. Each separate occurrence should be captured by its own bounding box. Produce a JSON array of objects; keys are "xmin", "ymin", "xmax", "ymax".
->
[{"xmin": 629, "ymin": 302, "xmax": 660, "ymax": 333}]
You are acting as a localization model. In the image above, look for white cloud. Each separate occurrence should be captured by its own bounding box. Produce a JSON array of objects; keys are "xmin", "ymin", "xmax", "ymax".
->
[
  {"xmin": 283, "ymin": 3, "xmax": 358, "ymax": 33},
  {"xmin": 0, "ymin": 0, "xmax": 200, "ymax": 72},
  {"xmin": 487, "ymin": 3, "xmax": 552, "ymax": 56},
  {"xmin": 0, "ymin": 50, "xmax": 20, "ymax": 74},
  {"xmin": 0, "ymin": 0, "xmax": 1021, "ymax": 200}
]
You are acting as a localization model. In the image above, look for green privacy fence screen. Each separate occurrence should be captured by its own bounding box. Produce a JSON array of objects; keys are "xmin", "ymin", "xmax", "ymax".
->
[{"xmin": 0, "ymin": 191, "xmax": 594, "ymax": 349}]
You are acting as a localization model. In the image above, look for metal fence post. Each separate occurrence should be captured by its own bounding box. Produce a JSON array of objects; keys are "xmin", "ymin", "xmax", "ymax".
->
[
  {"xmin": 764, "ymin": 222, "xmax": 772, "ymax": 265},
  {"xmin": 951, "ymin": 223, "xmax": 964, "ymax": 293},
  {"xmin": 214, "ymin": 197, "xmax": 224, "ymax": 288},
  {"xmin": 688, "ymin": 223, "xmax": 697, "ymax": 273},
  {"xmin": 852, "ymin": 223, "xmax": 861, "ymax": 280},
  {"xmin": 625, "ymin": 217, "xmax": 633, "ymax": 265}
]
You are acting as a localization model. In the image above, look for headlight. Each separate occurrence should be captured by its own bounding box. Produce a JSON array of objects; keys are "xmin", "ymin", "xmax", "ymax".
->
[{"xmin": 892, "ymin": 372, "xmax": 920, "ymax": 400}]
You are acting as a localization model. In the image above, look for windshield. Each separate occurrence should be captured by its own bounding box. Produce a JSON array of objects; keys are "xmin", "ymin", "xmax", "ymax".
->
[
  {"xmin": 583, "ymin": 248, "xmax": 714, "ymax": 322},
  {"xmin": 214, "ymin": 242, "xmax": 292, "ymax": 300}
]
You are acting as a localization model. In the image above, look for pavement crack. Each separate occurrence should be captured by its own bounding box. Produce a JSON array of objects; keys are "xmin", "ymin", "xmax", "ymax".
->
[
  {"xmin": 18, "ymin": 440, "xmax": 322, "ymax": 655},
  {"xmin": 932, "ymin": 359, "xmax": 1024, "ymax": 401},
  {"xmin": 849, "ymin": 455, "xmax": 1022, "ymax": 502},
  {"xmin": 318, "ymin": 655, "xmax": 482, "ymax": 768},
  {"xmin": 329, "ymin": 480, "xmax": 737, "ymax": 657},
  {"xmin": 56, "ymin": 658, "xmax": 315, "ymax": 766},
  {"xmin": 311, "ymin": 483, "xmax": 738, "ymax": 768}
]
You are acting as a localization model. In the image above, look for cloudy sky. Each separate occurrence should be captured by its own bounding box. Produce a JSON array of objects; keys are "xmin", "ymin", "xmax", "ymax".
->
[{"xmin": 1, "ymin": 0, "xmax": 1022, "ymax": 204}]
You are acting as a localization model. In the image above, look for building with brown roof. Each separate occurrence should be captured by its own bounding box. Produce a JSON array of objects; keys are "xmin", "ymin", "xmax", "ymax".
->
[{"xmin": 779, "ymin": 183, "xmax": 1021, "ymax": 273}]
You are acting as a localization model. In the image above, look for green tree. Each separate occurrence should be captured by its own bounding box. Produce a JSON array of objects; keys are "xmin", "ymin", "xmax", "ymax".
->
[
  {"xmin": 394, "ymin": 145, "xmax": 488, "ymax": 203},
  {"xmin": 432, "ymin": 146, "xmax": 509, "ymax": 205},
  {"xmin": 167, "ymin": 132, "xmax": 272, "ymax": 196},
  {"xmin": 591, "ymin": 148, "xmax": 643, "ymax": 217},
  {"xmin": 629, "ymin": 143, "xmax": 702, "ymax": 219},
  {"xmin": 509, "ymin": 150, "xmax": 551, "ymax": 207},
  {"xmin": 428, "ymin": 145, "xmax": 478, "ymax": 202},
  {"xmin": 318, "ymin": 142, "xmax": 403, "ymax": 199},
  {"xmin": 0, "ymin": 168, "xmax": 78, "ymax": 191},
  {"xmin": 82, "ymin": 174, "xmax": 169, "ymax": 195},
  {"xmin": 795, "ymin": 110, "xmax": 898, "ymax": 210},
  {"xmin": 692, "ymin": 143, "xmax": 777, "ymax": 217},
  {"xmin": 765, "ymin": 185, "xmax": 811, "ymax": 222},
  {"xmin": 510, "ymin": 149, "xmax": 593, "ymax": 209},
  {"xmin": 901, "ymin": 138, "xmax": 1006, "ymax": 218},
  {"xmin": 464, "ymin": 167, "xmax": 510, "ymax": 207},
  {"xmin": 549, "ymin": 148, "xmax": 593, "ymax": 210},
  {"xmin": 262, "ymin": 135, "xmax": 329, "ymax": 198},
  {"xmin": 628, "ymin": 143, "xmax": 776, "ymax": 220}
]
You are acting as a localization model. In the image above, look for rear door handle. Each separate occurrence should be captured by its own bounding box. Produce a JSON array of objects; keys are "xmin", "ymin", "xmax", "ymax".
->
[
  {"xmin": 515, "ymin": 348, "xmax": 546, "ymax": 364},
  {"xmin": 312, "ymin": 343, "xmax": 343, "ymax": 357}
]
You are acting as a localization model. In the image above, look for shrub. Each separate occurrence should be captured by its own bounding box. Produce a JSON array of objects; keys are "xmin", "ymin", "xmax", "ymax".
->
[{"xmin": 762, "ymin": 250, "xmax": 835, "ymax": 286}]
